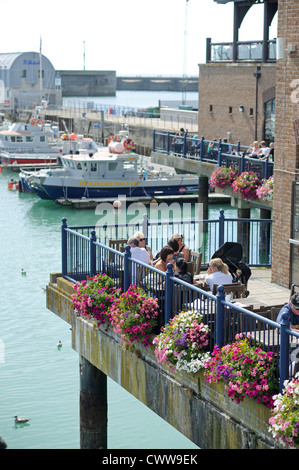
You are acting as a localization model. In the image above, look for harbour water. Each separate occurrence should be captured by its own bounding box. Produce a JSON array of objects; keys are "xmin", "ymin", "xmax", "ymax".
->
[{"xmin": 1, "ymin": 91, "xmax": 236, "ymax": 450}]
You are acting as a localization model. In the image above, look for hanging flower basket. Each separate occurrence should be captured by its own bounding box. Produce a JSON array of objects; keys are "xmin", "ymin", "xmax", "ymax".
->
[
  {"xmin": 231, "ymin": 171, "xmax": 261, "ymax": 201},
  {"xmin": 209, "ymin": 166, "xmax": 239, "ymax": 190},
  {"xmin": 204, "ymin": 334, "xmax": 277, "ymax": 408},
  {"xmin": 153, "ymin": 309, "xmax": 211, "ymax": 373},
  {"xmin": 71, "ymin": 273, "xmax": 120, "ymax": 327},
  {"xmin": 269, "ymin": 372, "xmax": 299, "ymax": 448},
  {"xmin": 109, "ymin": 285, "xmax": 160, "ymax": 347},
  {"xmin": 256, "ymin": 176, "xmax": 274, "ymax": 202}
]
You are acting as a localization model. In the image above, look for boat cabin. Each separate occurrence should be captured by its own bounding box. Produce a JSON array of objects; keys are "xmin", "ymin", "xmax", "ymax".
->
[
  {"xmin": 0, "ymin": 122, "xmax": 56, "ymax": 149},
  {"xmin": 60, "ymin": 153, "xmax": 138, "ymax": 178}
]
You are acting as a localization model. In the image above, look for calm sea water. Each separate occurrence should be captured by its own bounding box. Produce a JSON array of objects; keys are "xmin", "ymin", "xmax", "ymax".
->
[
  {"xmin": 0, "ymin": 91, "xmax": 236, "ymax": 450},
  {"xmin": 63, "ymin": 90, "xmax": 199, "ymax": 110}
]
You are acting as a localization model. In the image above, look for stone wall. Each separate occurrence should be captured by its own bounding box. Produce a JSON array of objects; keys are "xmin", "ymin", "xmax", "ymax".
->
[
  {"xmin": 46, "ymin": 275, "xmax": 277, "ymax": 449},
  {"xmin": 58, "ymin": 70, "xmax": 116, "ymax": 97}
]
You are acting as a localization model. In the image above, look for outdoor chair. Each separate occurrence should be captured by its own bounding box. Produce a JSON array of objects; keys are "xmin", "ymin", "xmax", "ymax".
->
[
  {"xmin": 212, "ymin": 281, "xmax": 246, "ymax": 299},
  {"xmin": 189, "ymin": 251, "xmax": 202, "ymax": 276}
]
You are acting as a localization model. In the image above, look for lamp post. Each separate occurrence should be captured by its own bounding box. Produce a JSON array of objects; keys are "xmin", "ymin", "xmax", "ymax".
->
[
  {"xmin": 253, "ymin": 66, "xmax": 262, "ymax": 141},
  {"xmin": 182, "ymin": 0, "xmax": 190, "ymax": 105}
]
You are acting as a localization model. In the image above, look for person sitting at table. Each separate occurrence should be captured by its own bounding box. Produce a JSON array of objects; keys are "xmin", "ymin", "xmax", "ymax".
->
[
  {"xmin": 258, "ymin": 141, "xmax": 270, "ymax": 160},
  {"xmin": 133, "ymin": 231, "xmax": 153, "ymax": 262},
  {"xmin": 153, "ymin": 238, "xmax": 183, "ymax": 266},
  {"xmin": 276, "ymin": 294, "xmax": 299, "ymax": 330},
  {"xmin": 174, "ymin": 258, "xmax": 193, "ymax": 284},
  {"xmin": 171, "ymin": 233, "xmax": 190, "ymax": 261},
  {"xmin": 248, "ymin": 141, "xmax": 260, "ymax": 158},
  {"xmin": 204, "ymin": 257, "xmax": 233, "ymax": 292},
  {"xmin": 127, "ymin": 237, "xmax": 151, "ymax": 265},
  {"xmin": 154, "ymin": 245, "xmax": 174, "ymax": 272}
]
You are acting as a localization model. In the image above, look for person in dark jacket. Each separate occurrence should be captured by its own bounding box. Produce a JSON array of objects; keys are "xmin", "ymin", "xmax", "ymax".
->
[
  {"xmin": 276, "ymin": 294, "xmax": 299, "ymax": 330},
  {"xmin": 174, "ymin": 258, "xmax": 193, "ymax": 284}
]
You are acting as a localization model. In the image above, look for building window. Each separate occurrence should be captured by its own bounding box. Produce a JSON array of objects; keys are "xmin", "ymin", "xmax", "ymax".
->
[
  {"xmin": 249, "ymin": 108, "xmax": 254, "ymax": 117},
  {"xmin": 229, "ymin": 106, "xmax": 232, "ymax": 114},
  {"xmin": 264, "ymin": 98, "xmax": 275, "ymax": 142},
  {"xmin": 209, "ymin": 105, "xmax": 213, "ymax": 113},
  {"xmin": 21, "ymin": 70, "xmax": 26, "ymax": 78},
  {"xmin": 38, "ymin": 70, "xmax": 44, "ymax": 78}
]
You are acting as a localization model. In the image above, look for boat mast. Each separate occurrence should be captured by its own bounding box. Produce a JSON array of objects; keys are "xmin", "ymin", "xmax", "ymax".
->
[{"xmin": 40, "ymin": 36, "xmax": 42, "ymax": 105}]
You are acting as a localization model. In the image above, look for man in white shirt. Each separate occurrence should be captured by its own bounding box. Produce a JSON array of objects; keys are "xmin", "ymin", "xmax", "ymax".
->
[
  {"xmin": 127, "ymin": 238, "xmax": 151, "ymax": 284},
  {"xmin": 258, "ymin": 141, "xmax": 270, "ymax": 160}
]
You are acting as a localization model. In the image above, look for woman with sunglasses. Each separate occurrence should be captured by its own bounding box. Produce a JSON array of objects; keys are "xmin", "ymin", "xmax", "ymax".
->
[
  {"xmin": 171, "ymin": 233, "xmax": 190, "ymax": 262},
  {"xmin": 133, "ymin": 231, "xmax": 153, "ymax": 262}
]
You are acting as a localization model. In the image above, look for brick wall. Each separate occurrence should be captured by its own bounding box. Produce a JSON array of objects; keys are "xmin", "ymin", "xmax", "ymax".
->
[
  {"xmin": 272, "ymin": 0, "xmax": 299, "ymax": 286},
  {"xmin": 197, "ymin": 63, "xmax": 276, "ymax": 146}
]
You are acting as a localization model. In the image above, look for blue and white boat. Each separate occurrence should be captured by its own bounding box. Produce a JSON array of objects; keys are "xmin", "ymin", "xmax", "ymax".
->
[{"xmin": 27, "ymin": 136, "xmax": 198, "ymax": 203}]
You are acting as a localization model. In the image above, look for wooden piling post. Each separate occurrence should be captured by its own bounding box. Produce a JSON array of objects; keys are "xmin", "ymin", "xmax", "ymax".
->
[{"xmin": 79, "ymin": 356, "xmax": 107, "ymax": 449}]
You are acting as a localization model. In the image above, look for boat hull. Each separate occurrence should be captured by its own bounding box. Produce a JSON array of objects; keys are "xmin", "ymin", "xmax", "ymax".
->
[
  {"xmin": 34, "ymin": 180, "xmax": 199, "ymax": 202},
  {"xmin": 1, "ymin": 154, "xmax": 58, "ymax": 166}
]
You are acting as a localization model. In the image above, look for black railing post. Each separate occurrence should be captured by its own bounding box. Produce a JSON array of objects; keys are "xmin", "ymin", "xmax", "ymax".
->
[
  {"xmin": 153, "ymin": 129, "xmax": 156, "ymax": 152},
  {"xmin": 206, "ymin": 37, "xmax": 211, "ymax": 62},
  {"xmin": 264, "ymin": 156, "xmax": 269, "ymax": 179},
  {"xmin": 278, "ymin": 312, "xmax": 291, "ymax": 393},
  {"xmin": 218, "ymin": 209, "xmax": 225, "ymax": 248},
  {"xmin": 61, "ymin": 218, "xmax": 67, "ymax": 278},
  {"xmin": 200, "ymin": 136, "xmax": 204, "ymax": 161},
  {"xmin": 217, "ymin": 139, "xmax": 222, "ymax": 166},
  {"xmin": 90, "ymin": 230, "xmax": 96, "ymax": 277},
  {"xmin": 123, "ymin": 245, "xmax": 131, "ymax": 292},
  {"xmin": 166, "ymin": 132, "xmax": 170, "ymax": 154},
  {"xmin": 183, "ymin": 133, "xmax": 187, "ymax": 158},
  {"xmin": 241, "ymin": 152, "xmax": 245, "ymax": 174},
  {"xmin": 142, "ymin": 213, "xmax": 148, "ymax": 239},
  {"xmin": 164, "ymin": 263, "xmax": 174, "ymax": 325},
  {"xmin": 216, "ymin": 285, "xmax": 225, "ymax": 347}
]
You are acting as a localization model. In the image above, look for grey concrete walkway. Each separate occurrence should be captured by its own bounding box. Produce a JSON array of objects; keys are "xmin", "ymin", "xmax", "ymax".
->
[{"xmin": 247, "ymin": 267, "xmax": 290, "ymax": 308}]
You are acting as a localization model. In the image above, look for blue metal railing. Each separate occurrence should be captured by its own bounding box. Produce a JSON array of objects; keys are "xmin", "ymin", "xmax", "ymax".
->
[
  {"xmin": 153, "ymin": 131, "xmax": 274, "ymax": 181},
  {"xmin": 61, "ymin": 220, "xmax": 297, "ymax": 392},
  {"xmin": 60, "ymin": 216, "xmax": 299, "ymax": 393}
]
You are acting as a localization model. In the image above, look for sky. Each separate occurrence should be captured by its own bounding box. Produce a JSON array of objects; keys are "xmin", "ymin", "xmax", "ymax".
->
[{"xmin": 1, "ymin": 0, "xmax": 277, "ymax": 76}]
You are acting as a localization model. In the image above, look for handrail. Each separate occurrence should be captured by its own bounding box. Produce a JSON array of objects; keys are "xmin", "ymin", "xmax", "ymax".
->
[
  {"xmin": 153, "ymin": 130, "xmax": 273, "ymax": 181},
  {"xmin": 61, "ymin": 218, "xmax": 298, "ymax": 392}
]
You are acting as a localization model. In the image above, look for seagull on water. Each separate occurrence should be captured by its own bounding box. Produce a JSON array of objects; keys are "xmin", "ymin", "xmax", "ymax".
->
[{"xmin": 13, "ymin": 415, "xmax": 30, "ymax": 424}]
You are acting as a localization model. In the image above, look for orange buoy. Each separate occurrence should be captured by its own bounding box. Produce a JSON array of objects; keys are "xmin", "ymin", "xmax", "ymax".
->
[{"xmin": 123, "ymin": 138, "xmax": 134, "ymax": 151}]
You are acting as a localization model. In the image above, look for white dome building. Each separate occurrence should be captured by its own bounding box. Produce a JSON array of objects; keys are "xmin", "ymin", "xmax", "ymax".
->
[{"xmin": 0, "ymin": 51, "xmax": 62, "ymax": 112}]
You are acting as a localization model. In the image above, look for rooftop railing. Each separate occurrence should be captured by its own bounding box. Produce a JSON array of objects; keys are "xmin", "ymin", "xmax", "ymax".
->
[
  {"xmin": 61, "ymin": 217, "xmax": 297, "ymax": 393},
  {"xmin": 206, "ymin": 38, "xmax": 277, "ymax": 63},
  {"xmin": 153, "ymin": 131, "xmax": 274, "ymax": 181}
]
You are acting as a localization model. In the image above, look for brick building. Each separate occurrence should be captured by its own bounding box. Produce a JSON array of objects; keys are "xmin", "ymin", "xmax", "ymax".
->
[
  {"xmin": 200, "ymin": 0, "xmax": 299, "ymax": 287},
  {"xmin": 272, "ymin": 0, "xmax": 299, "ymax": 287},
  {"xmin": 198, "ymin": 62, "xmax": 276, "ymax": 146}
]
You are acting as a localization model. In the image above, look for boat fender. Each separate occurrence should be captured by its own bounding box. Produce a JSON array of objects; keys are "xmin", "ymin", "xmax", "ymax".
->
[{"xmin": 123, "ymin": 138, "xmax": 134, "ymax": 151}]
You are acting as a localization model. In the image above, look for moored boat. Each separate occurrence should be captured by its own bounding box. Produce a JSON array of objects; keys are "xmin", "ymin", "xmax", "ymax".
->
[
  {"xmin": 0, "ymin": 121, "xmax": 100, "ymax": 166},
  {"xmin": 28, "ymin": 136, "xmax": 199, "ymax": 203}
]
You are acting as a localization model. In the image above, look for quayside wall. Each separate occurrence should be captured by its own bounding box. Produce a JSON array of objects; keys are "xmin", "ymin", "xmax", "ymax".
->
[{"xmin": 46, "ymin": 274, "xmax": 277, "ymax": 450}]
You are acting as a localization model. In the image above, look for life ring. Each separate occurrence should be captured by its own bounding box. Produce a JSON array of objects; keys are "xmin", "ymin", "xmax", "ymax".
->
[
  {"xmin": 123, "ymin": 138, "xmax": 134, "ymax": 151},
  {"xmin": 36, "ymin": 119, "xmax": 44, "ymax": 127},
  {"xmin": 30, "ymin": 118, "xmax": 38, "ymax": 126},
  {"xmin": 108, "ymin": 135, "xmax": 121, "ymax": 145}
]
